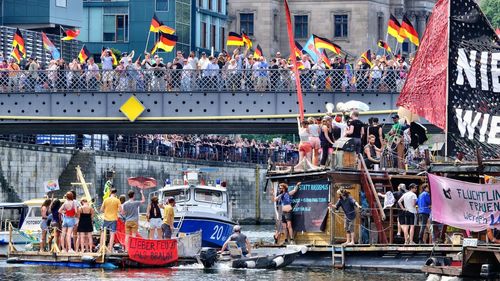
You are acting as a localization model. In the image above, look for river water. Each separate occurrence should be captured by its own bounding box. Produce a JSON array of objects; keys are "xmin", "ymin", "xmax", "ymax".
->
[{"xmin": 0, "ymin": 225, "xmax": 460, "ymax": 281}]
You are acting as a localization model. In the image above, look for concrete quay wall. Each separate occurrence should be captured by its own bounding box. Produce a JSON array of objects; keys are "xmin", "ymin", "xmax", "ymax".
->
[{"xmin": 0, "ymin": 141, "xmax": 274, "ymax": 223}]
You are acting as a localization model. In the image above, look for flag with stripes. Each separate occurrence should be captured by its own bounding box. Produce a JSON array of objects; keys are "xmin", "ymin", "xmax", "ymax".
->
[
  {"xmin": 253, "ymin": 44, "xmax": 263, "ymax": 58},
  {"xmin": 42, "ymin": 32, "xmax": 61, "ymax": 59},
  {"xmin": 377, "ymin": 40, "xmax": 392, "ymax": 53},
  {"xmin": 320, "ymin": 50, "xmax": 331, "ymax": 69},
  {"xmin": 12, "ymin": 28, "xmax": 26, "ymax": 57},
  {"xmin": 10, "ymin": 45, "xmax": 23, "ymax": 63},
  {"xmin": 361, "ymin": 50, "xmax": 373, "ymax": 68},
  {"xmin": 78, "ymin": 45, "xmax": 91, "ymax": 63},
  {"xmin": 313, "ymin": 35, "xmax": 341, "ymax": 55},
  {"xmin": 388, "ymin": 14, "xmax": 404, "ymax": 43},
  {"xmin": 151, "ymin": 32, "xmax": 178, "ymax": 54},
  {"xmin": 400, "ymin": 15, "xmax": 419, "ymax": 46},
  {"xmin": 61, "ymin": 27, "xmax": 80, "ymax": 41},
  {"xmin": 227, "ymin": 32, "xmax": 244, "ymax": 46},
  {"xmin": 242, "ymin": 32, "xmax": 252, "ymax": 49},
  {"xmin": 293, "ymin": 41, "xmax": 303, "ymax": 58}
]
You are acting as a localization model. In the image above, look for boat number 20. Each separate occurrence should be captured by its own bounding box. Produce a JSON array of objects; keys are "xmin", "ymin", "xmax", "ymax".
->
[{"xmin": 210, "ymin": 225, "xmax": 224, "ymax": 240}]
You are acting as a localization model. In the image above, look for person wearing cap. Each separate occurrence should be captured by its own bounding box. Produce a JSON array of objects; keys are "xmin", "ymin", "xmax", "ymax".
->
[
  {"xmin": 330, "ymin": 188, "xmax": 362, "ymax": 245},
  {"xmin": 398, "ymin": 183, "xmax": 418, "ymax": 244},
  {"xmin": 220, "ymin": 225, "xmax": 251, "ymax": 257},
  {"xmin": 121, "ymin": 189, "xmax": 145, "ymax": 251},
  {"xmin": 162, "ymin": 197, "xmax": 176, "ymax": 239},
  {"xmin": 100, "ymin": 188, "xmax": 121, "ymax": 253}
]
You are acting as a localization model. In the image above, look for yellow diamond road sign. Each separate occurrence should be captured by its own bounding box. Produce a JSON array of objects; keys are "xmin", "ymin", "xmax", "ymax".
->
[{"xmin": 120, "ymin": 95, "xmax": 145, "ymax": 122}]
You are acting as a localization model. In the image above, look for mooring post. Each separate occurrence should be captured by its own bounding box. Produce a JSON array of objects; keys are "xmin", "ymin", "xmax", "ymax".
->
[{"xmin": 255, "ymin": 165, "xmax": 261, "ymax": 224}]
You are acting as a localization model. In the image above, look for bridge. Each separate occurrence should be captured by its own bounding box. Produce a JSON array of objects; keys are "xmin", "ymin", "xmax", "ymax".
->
[{"xmin": 0, "ymin": 68, "xmax": 407, "ymax": 134}]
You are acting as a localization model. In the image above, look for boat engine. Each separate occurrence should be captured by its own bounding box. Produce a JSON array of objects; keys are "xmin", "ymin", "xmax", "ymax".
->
[{"xmin": 198, "ymin": 247, "xmax": 218, "ymax": 268}]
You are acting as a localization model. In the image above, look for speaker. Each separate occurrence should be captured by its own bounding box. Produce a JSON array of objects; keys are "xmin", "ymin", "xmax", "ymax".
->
[{"xmin": 332, "ymin": 137, "xmax": 355, "ymax": 152}]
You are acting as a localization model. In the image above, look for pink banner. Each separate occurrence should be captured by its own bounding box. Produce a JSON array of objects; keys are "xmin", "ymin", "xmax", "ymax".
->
[{"xmin": 429, "ymin": 174, "xmax": 500, "ymax": 231}]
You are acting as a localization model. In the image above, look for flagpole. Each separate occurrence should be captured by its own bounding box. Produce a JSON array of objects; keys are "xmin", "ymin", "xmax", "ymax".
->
[
  {"xmin": 59, "ymin": 26, "xmax": 64, "ymax": 60},
  {"xmin": 144, "ymin": 31, "xmax": 151, "ymax": 54}
]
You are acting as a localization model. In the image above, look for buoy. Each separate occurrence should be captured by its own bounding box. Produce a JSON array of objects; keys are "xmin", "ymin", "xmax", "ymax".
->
[
  {"xmin": 273, "ymin": 256, "xmax": 284, "ymax": 267},
  {"xmin": 245, "ymin": 260, "xmax": 256, "ymax": 268}
]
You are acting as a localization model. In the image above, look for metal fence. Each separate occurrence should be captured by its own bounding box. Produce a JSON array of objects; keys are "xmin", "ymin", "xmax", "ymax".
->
[
  {"xmin": 0, "ymin": 68, "xmax": 407, "ymax": 94},
  {"xmin": 0, "ymin": 134, "xmax": 300, "ymax": 165}
]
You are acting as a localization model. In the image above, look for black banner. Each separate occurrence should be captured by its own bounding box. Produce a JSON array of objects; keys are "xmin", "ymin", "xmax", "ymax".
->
[
  {"xmin": 448, "ymin": 0, "xmax": 500, "ymax": 158},
  {"xmin": 290, "ymin": 179, "xmax": 330, "ymax": 232}
]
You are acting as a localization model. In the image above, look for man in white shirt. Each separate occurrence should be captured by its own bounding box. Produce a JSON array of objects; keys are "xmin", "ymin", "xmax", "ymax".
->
[
  {"xmin": 198, "ymin": 52, "xmax": 209, "ymax": 70},
  {"xmin": 398, "ymin": 183, "xmax": 418, "ymax": 244}
]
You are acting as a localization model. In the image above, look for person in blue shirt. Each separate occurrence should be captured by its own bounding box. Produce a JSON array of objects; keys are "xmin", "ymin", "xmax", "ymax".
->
[
  {"xmin": 417, "ymin": 184, "xmax": 431, "ymax": 244},
  {"xmin": 272, "ymin": 182, "xmax": 300, "ymax": 244}
]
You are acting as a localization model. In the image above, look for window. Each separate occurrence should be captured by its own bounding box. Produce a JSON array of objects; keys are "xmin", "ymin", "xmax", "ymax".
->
[
  {"xmin": 220, "ymin": 26, "xmax": 225, "ymax": 51},
  {"xmin": 273, "ymin": 13, "xmax": 279, "ymax": 40},
  {"xmin": 156, "ymin": 0, "xmax": 169, "ymax": 12},
  {"xmin": 294, "ymin": 15, "xmax": 308, "ymax": 39},
  {"xmin": 217, "ymin": 0, "xmax": 222, "ymax": 13},
  {"xmin": 194, "ymin": 189, "xmax": 223, "ymax": 204},
  {"xmin": 55, "ymin": 0, "xmax": 67, "ymax": 7},
  {"xmin": 198, "ymin": 0, "xmax": 203, "ymax": 8},
  {"xmin": 162, "ymin": 190, "xmax": 190, "ymax": 202},
  {"xmin": 103, "ymin": 8, "xmax": 129, "ymax": 42},
  {"xmin": 210, "ymin": 24, "xmax": 216, "ymax": 49},
  {"xmin": 201, "ymin": 22, "xmax": 207, "ymax": 48},
  {"xmin": 334, "ymin": 15, "xmax": 348, "ymax": 38},
  {"xmin": 240, "ymin": 13, "xmax": 254, "ymax": 36},
  {"xmin": 208, "ymin": 0, "xmax": 213, "ymax": 10}
]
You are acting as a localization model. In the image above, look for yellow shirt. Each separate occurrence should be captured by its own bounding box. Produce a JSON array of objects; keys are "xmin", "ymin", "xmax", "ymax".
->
[
  {"xmin": 163, "ymin": 205, "xmax": 174, "ymax": 225},
  {"xmin": 102, "ymin": 196, "xmax": 121, "ymax": 221}
]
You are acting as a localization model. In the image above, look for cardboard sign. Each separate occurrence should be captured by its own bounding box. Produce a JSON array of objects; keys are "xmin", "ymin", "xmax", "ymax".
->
[
  {"xmin": 290, "ymin": 179, "xmax": 330, "ymax": 232},
  {"xmin": 128, "ymin": 236, "xmax": 178, "ymax": 266},
  {"xmin": 429, "ymin": 174, "xmax": 500, "ymax": 231},
  {"xmin": 43, "ymin": 179, "xmax": 60, "ymax": 193}
]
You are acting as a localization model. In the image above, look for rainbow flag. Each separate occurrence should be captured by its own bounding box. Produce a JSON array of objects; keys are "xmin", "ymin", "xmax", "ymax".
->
[{"xmin": 42, "ymin": 32, "xmax": 60, "ymax": 59}]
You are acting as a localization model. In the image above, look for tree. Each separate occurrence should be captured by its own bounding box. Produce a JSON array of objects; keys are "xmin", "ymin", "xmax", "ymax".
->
[{"xmin": 481, "ymin": 0, "xmax": 500, "ymax": 29}]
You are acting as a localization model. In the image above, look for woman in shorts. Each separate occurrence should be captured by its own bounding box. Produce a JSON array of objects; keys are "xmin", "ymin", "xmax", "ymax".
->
[
  {"xmin": 59, "ymin": 192, "xmax": 78, "ymax": 252},
  {"xmin": 146, "ymin": 196, "xmax": 163, "ymax": 239},
  {"xmin": 39, "ymin": 198, "xmax": 52, "ymax": 252}
]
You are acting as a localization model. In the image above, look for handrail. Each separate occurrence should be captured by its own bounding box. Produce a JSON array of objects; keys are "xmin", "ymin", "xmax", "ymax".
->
[{"xmin": 0, "ymin": 68, "xmax": 407, "ymax": 94}]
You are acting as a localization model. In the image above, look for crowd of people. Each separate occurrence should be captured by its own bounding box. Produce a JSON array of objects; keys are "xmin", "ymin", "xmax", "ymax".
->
[
  {"xmin": 0, "ymin": 48, "xmax": 411, "ymax": 93},
  {"xmin": 39, "ymin": 188, "xmax": 177, "ymax": 253}
]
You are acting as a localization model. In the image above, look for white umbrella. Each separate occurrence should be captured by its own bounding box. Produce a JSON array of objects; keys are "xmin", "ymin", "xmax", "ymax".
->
[{"xmin": 337, "ymin": 100, "xmax": 370, "ymax": 112}]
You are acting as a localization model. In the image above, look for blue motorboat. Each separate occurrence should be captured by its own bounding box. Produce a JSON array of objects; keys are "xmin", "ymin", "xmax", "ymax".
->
[{"xmin": 146, "ymin": 170, "xmax": 235, "ymax": 248}]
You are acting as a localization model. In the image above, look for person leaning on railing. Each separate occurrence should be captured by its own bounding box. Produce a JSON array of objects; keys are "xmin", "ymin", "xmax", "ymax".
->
[
  {"xmin": 85, "ymin": 57, "xmax": 100, "ymax": 90},
  {"xmin": 7, "ymin": 58, "xmax": 20, "ymax": 92}
]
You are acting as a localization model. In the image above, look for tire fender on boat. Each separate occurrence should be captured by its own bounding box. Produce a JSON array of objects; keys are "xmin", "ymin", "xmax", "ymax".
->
[
  {"xmin": 245, "ymin": 260, "xmax": 256, "ymax": 268},
  {"xmin": 273, "ymin": 256, "xmax": 284, "ymax": 267},
  {"xmin": 81, "ymin": 256, "xmax": 96, "ymax": 263}
]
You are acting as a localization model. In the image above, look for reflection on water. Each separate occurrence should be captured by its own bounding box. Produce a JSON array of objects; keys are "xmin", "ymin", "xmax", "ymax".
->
[{"xmin": 0, "ymin": 224, "xmax": 463, "ymax": 281}]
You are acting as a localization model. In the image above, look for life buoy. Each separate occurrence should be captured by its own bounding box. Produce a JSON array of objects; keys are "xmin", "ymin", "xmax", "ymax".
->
[{"xmin": 486, "ymin": 229, "xmax": 500, "ymax": 243}]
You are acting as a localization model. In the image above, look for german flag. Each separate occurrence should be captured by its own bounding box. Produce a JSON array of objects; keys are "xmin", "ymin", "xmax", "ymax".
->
[
  {"xmin": 320, "ymin": 50, "xmax": 331, "ymax": 69},
  {"xmin": 242, "ymin": 32, "xmax": 252, "ymax": 49},
  {"xmin": 400, "ymin": 15, "xmax": 419, "ymax": 46},
  {"xmin": 377, "ymin": 40, "xmax": 392, "ymax": 53},
  {"xmin": 313, "ymin": 35, "xmax": 341, "ymax": 55},
  {"xmin": 12, "ymin": 28, "xmax": 26, "ymax": 56},
  {"xmin": 61, "ymin": 27, "xmax": 80, "ymax": 41},
  {"xmin": 226, "ymin": 32, "xmax": 244, "ymax": 46},
  {"xmin": 151, "ymin": 32, "xmax": 177, "ymax": 54},
  {"xmin": 387, "ymin": 14, "xmax": 404, "ymax": 43},
  {"xmin": 158, "ymin": 25, "xmax": 175, "ymax": 34},
  {"xmin": 294, "ymin": 41, "xmax": 303, "ymax": 58},
  {"xmin": 253, "ymin": 44, "xmax": 263, "ymax": 59},
  {"xmin": 361, "ymin": 50, "xmax": 373, "ymax": 68},
  {"xmin": 78, "ymin": 45, "xmax": 91, "ymax": 63},
  {"xmin": 150, "ymin": 14, "xmax": 162, "ymax": 32},
  {"xmin": 10, "ymin": 45, "xmax": 22, "ymax": 63}
]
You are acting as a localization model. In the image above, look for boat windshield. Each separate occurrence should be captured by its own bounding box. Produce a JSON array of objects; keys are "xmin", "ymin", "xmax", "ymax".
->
[
  {"xmin": 0, "ymin": 206, "xmax": 26, "ymax": 230},
  {"xmin": 194, "ymin": 189, "xmax": 223, "ymax": 204},
  {"xmin": 162, "ymin": 189, "xmax": 190, "ymax": 202}
]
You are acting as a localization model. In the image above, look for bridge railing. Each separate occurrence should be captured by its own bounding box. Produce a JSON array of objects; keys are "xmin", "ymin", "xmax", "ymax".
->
[{"xmin": 0, "ymin": 68, "xmax": 407, "ymax": 94}]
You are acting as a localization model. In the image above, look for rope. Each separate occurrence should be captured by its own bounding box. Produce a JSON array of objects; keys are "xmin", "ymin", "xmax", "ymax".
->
[{"xmin": 330, "ymin": 209, "xmax": 394, "ymax": 233}]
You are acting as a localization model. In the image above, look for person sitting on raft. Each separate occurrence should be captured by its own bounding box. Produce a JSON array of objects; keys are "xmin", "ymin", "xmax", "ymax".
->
[{"xmin": 220, "ymin": 225, "xmax": 251, "ymax": 257}]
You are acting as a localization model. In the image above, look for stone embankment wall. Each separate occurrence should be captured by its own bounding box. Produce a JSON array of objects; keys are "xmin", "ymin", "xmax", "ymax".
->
[{"xmin": 0, "ymin": 141, "xmax": 274, "ymax": 223}]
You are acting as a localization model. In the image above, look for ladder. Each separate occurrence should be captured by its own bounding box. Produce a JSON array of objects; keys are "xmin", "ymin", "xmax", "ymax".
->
[{"xmin": 332, "ymin": 245, "xmax": 345, "ymax": 268}]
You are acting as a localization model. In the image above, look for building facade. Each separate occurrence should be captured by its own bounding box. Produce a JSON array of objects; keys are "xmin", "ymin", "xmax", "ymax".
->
[
  {"xmin": 227, "ymin": 0, "xmax": 436, "ymax": 59},
  {"xmin": 80, "ymin": 0, "xmax": 228, "ymax": 61},
  {"xmin": 194, "ymin": 0, "xmax": 229, "ymax": 55}
]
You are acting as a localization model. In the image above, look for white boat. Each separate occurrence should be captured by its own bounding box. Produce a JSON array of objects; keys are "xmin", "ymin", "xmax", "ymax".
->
[
  {"xmin": 0, "ymin": 199, "xmax": 45, "ymax": 245},
  {"xmin": 145, "ymin": 170, "xmax": 236, "ymax": 248}
]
